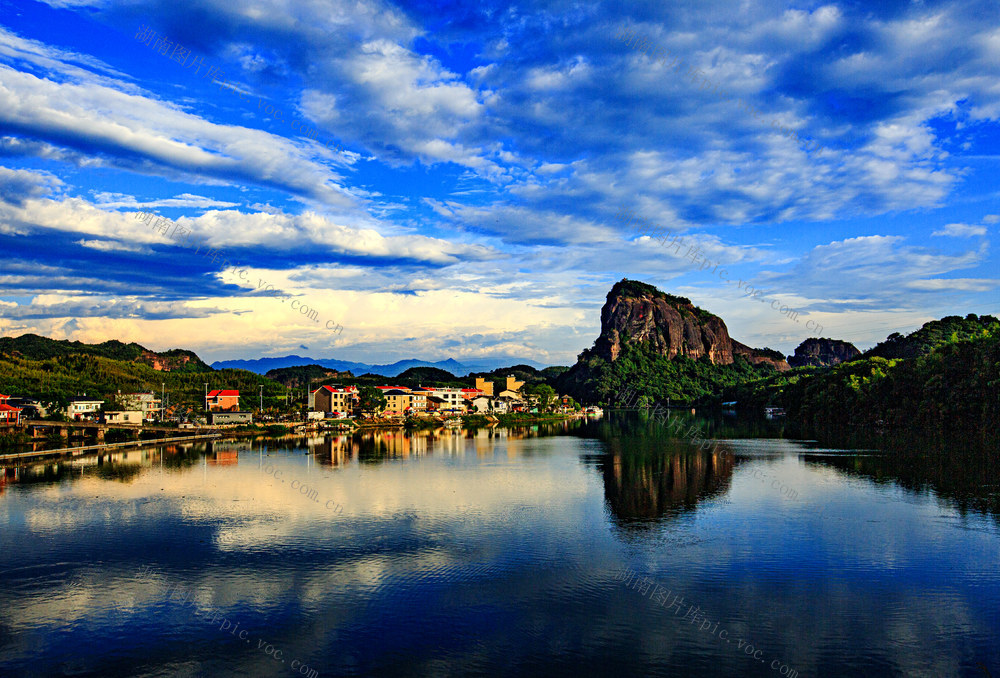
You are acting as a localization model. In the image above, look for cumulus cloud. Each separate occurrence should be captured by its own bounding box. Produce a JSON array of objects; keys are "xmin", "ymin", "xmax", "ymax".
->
[{"xmin": 932, "ymin": 222, "xmax": 988, "ymax": 237}]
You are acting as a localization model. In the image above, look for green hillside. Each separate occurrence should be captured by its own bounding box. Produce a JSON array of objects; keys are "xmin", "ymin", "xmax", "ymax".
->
[
  {"xmin": 863, "ymin": 314, "xmax": 999, "ymax": 360},
  {"xmin": 558, "ymin": 341, "xmax": 780, "ymax": 406},
  {"xmin": 0, "ymin": 334, "xmax": 211, "ymax": 372},
  {"xmin": 0, "ymin": 352, "xmax": 287, "ymax": 413}
]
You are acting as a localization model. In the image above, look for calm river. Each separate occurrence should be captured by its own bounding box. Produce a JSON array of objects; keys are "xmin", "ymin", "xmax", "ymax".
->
[{"xmin": 1, "ymin": 414, "xmax": 998, "ymax": 677}]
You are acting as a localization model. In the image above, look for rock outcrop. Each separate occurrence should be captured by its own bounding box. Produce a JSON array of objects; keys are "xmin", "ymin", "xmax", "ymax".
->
[
  {"xmin": 590, "ymin": 279, "xmax": 790, "ymax": 370},
  {"xmin": 787, "ymin": 338, "xmax": 860, "ymax": 368}
]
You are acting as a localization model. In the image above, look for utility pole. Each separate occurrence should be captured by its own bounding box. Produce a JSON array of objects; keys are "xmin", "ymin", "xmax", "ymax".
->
[
  {"xmin": 161, "ymin": 382, "xmax": 165, "ymax": 422},
  {"xmin": 204, "ymin": 383, "xmax": 208, "ymax": 412},
  {"xmin": 259, "ymin": 384, "xmax": 264, "ymax": 413}
]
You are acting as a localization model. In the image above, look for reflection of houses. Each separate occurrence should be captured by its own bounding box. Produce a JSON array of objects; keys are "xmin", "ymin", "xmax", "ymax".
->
[
  {"xmin": 101, "ymin": 411, "xmax": 144, "ymax": 425},
  {"xmin": 206, "ymin": 389, "xmax": 240, "ymax": 412},
  {"xmin": 208, "ymin": 449, "xmax": 239, "ymax": 465},
  {"xmin": 67, "ymin": 397, "xmax": 104, "ymax": 421},
  {"xmin": 0, "ymin": 394, "xmax": 23, "ymax": 424},
  {"xmin": 310, "ymin": 385, "xmax": 358, "ymax": 417}
]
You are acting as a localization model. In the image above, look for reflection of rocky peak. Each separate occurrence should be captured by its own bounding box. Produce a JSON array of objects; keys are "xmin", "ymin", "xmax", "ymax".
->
[
  {"xmin": 592, "ymin": 279, "xmax": 790, "ymax": 371},
  {"xmin": 602, "ymin": 445, "xmax": 736, "ymax": 523},
  {"xmin": 787, "ymin": 338, "xmax": 860, "ymax": 368}
]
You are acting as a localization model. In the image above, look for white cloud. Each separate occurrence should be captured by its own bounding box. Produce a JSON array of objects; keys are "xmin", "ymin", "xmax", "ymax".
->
[
  {"xmin": 904, "ymin": 278, "xmax": 1000, "ymax": 291},
  {"xmin": 931, "ymin": 222, "xmax": 988, "ymax": 237},
  {"xmin": 75, "ymin": 239, "xmax": 153, "ymax": 254}
]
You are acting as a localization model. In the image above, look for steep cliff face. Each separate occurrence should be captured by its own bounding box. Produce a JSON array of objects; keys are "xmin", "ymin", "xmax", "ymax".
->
[
  {"xmin": 787, "ymin": 338, "xmax": 860, "ymax": 368},
  {"xmin": 590, "ymin": 279, "xmax": 790, "ymax": 370}
]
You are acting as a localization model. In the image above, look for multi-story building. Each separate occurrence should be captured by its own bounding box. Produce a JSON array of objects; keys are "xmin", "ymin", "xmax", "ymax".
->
[
  {"xmin": 381, "ymin": 389, "xmax": 412, "ymax": 415},
  {"xmin": 67, "ymin": 397, "xmax": 104, "ymax": 421},
  {"xmin": 408, "ymin": 387, "xmax": 431, "ymax": 413},
  {"xmin": 119, "ymin": 392, "xmax": 162, "ymax": 421},
  {"xmin": 474, "ymin": 377, "xmax": 494, "ymax": 396},
  {"xmin": 426, "ymin": 387, "xmax": 466, "ymax": 412},
  {"xmin": 311, "ymin": 385, "xmax": 358, "ymax": 416},
  {"xmin": 206, "ymin": 389, "xmax": 240, "ymax": 412},
  {"xmin": 505, "ymin": 375, "xmax": 525, "ymax": 393}
]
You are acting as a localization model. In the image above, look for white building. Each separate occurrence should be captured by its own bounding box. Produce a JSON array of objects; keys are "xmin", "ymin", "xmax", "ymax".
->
[
  {"xmin": 67, "ymin": 398, "xmax": 103, "ymax": 421},
  {"xmin": 102, "ymin": 411, "xmax": 144, "ymax": 425},
  {"xmin": 426, "ymin": 388, "xmax": 465, "ymax": 412},
  {"xmin": 119, "ymin": 392, "xmax": 163, "ymax": 421}
]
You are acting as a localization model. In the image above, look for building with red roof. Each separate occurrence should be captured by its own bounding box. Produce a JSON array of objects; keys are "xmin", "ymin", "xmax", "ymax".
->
[
  {"xmin": 0, "ymin": 394, "xmax": 22, "ymax": 425},
  {"xmin": 206, "ymin": 389, "xmax": 240, "ymax": 412},
  {"xmin": 310, "ymin": 385, "xmax": 358, "ymax": 416}
]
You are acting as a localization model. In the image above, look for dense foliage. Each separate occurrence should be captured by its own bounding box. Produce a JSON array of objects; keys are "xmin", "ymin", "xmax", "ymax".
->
[
  {"xmin": 784, "ymin": 329, "xmax": 999, "ymax": 442},
  {"xmin": 863, "ymin": 314, "xmax": 999, "ymax": 360},
  {"xmin": 558, "ymin": 341, "xmax": 779, "ymax": 406},
  {"xmin": 356, "ymin": 385, "xmax": 388, "ymax": 413},
  {"xmin": 264, "ymin": 364, "xmax": 354, "ymax": 388},
  {"xmin": 0, "ymin": 333, "xmax": 211, "ymax": 371},
  {"xmin": 0, "ymin": 352, "xmax": 287, "ymax": 413}
]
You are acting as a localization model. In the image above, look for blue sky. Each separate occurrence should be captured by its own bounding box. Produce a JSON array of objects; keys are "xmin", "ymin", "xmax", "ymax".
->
[{"xmin": 0, "ymin": 0, "xmax": 997, "ymax": 365}]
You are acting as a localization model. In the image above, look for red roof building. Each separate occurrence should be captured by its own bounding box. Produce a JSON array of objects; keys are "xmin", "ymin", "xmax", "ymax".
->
[
  {"xmin": 0, "ymin": 395, "xmax": 22, "ymax": 424},
  {"xmin": 206, "ymin": 389, "xmax": 240, "ymax": 412},
  {"xmin": 311, "ymin": 385, "xmax": 358, "ymax": 414}
]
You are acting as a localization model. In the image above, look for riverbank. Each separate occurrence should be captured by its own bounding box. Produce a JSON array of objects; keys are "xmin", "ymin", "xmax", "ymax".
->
[{"xmin": 0, "ymin": 432, "xmax": 223, "ymax": 463}]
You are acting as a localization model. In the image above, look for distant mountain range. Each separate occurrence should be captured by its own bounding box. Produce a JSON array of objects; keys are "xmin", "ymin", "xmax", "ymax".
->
[{"xmin": 209, "ymin": 355, "xmax": 551, "ymax": 377}]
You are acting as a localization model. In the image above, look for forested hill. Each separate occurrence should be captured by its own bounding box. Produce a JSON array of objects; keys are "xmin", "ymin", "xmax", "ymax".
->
[
  {"xmin": 555, "ymin": 279, "xmax": 789, "ymax": 404},
  {"xmin": 0, "ymin": 334, "xmax": 211, "ymax": 372},
  {"xmin": 729, "ymin": 318, "xmax": 1000, "ymax": 445},
  {"xmin": 863, "ymin": 314, "xmax": 999, "ymax": 360},
  {"xmin": 0, "ymin": 350, "xmax": 285, "ymax": 412}
]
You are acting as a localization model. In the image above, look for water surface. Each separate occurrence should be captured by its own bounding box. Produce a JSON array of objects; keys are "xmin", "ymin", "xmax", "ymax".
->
[{"xmin": 1, "ymin": 416, "xmax": 997, "ymax": 677}]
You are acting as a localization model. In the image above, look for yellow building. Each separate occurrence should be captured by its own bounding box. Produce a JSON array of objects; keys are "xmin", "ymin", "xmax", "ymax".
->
[
  {"xmin": 475, "ymin": 377, "xmax": 494, "ymax": 396},
  {"xmin": 311, "ymin": 386, "xmax": 358, "ymax": 415},
  {"xmin": 505, "ymin": 375, "xmax": 524, "ymax": 392},
  {"xmin": 382, "ymin": 389, "xmax": 413, "ymax": 415}
]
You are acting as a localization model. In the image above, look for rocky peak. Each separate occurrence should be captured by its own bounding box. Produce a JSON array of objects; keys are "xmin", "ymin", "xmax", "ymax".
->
[
  {"xmin": 787, "ymin": 338, "xmax": 860, "ymax": 368},
  {"xmin": 592, "ymin": 279, "xmax": 789, "ymax": 371}
]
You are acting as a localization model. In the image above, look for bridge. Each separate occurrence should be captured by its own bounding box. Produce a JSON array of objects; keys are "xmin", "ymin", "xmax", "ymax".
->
[{"xmin": 8, "ymin": 419, "xmax": 225, "ymax": 442}]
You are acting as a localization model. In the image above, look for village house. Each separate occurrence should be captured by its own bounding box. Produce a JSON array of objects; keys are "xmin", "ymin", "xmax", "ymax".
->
[
  {"xmin": 425, "ymin": 387, "xmax": 465, "ymax": 412},
  {"xmin": 474, "ymin": 377, "xmax": 494, "ymax": 396},
  {"xmin": 101, "ymin": 411, "xmax": 144, "ymax": 425},
  {"xmin": 66, "ymin": 397, "xmax": 104, "ymax": 421},
  {"xmin": 208, "ymin": 411, "xmax": 253, "ymax": 425},
  {"xmin": 310, "ymin": 385, "xmax": 358, "ymax": 417},
  {"xmin": 407, "ymin": 386, "xmax": 432, "ymax": 413},
  {"xmin": 119, "ymin": 392, "xmax": 163, "ymax": 421},
  {"xmin": 0, "ymin": 394, "xmax": 23, "ymax": 425},
  {"xmin": 381, "ymin": 389, "xmax": 413, "ymax": 415},
  {"xmin": 206, "ymin": 389, "xmax": 240, "ymax": 412}
]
